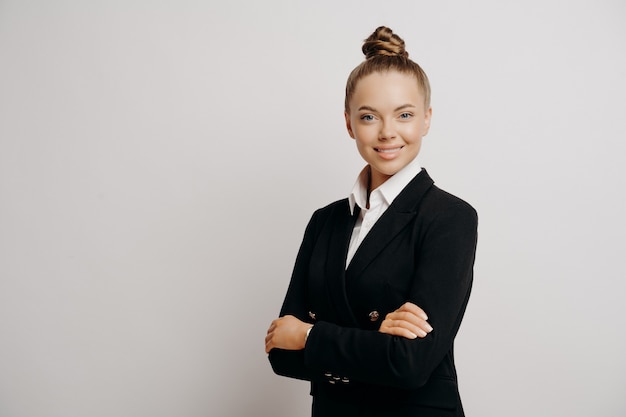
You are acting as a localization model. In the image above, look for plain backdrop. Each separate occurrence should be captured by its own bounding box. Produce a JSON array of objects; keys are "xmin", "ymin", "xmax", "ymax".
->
[{"xmin": 1, "ymin": 1, "xmax": 625, "ymax": 416}]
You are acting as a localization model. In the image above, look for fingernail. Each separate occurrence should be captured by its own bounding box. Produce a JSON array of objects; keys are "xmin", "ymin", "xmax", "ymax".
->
[
  {"xmin": 426, "ymin": 324, "xmax": 433, "ymax": 332},
  {"xmin": 409, "ymin": 332, "xmax": 417, "ymax": 339}
]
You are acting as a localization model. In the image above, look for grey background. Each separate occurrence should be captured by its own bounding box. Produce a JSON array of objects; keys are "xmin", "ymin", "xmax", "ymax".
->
[{"xmin": 1, "ymin": 1, "xmax": 625, "ymax": 416}]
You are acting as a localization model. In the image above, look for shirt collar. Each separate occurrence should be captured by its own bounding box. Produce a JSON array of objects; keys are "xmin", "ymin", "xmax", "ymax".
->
[{"xmin": 348, "ymin": 157, "xmax": 423, "ymax": 215}]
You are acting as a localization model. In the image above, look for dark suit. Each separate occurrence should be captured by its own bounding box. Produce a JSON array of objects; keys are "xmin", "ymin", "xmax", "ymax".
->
[{"xmin": 269, "ymin": 169, "xmax": 478, "ymax": 417}]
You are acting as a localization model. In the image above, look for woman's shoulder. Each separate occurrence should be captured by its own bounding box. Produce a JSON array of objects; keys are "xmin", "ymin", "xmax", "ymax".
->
[
  {"xmin": 311, "ymin": 198, "xmax": 351, "ymax": 219},
  {"xmin": 400, "ymin": 169, "xmax": 477, "ymax": 219},
  {"xmin": 300, "ymin": 198, "xmax": 351, "ymax": 238},
  {"xmin": 421, "ymin": 184, "xmax": 478, "ymax": 224},
  {"xmin": 429, "ymin": 185, "xmax": 475, "ymax": 210}
]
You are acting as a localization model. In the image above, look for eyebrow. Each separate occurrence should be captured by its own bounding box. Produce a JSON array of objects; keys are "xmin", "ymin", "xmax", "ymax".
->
[{"xmin": 357, "ymin": 104, "xmax": 416, "ymax": 112}]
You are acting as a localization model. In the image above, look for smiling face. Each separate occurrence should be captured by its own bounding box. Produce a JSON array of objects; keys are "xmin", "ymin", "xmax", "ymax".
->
[{"xmin": 345, "ymin": 71, "xmax": 432, "ymax": 191}]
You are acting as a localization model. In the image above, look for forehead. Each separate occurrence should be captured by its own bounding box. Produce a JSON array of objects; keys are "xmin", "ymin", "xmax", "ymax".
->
[{"xmin": 351, "ymin": 71, "xmax": 424, "ymax": 109}]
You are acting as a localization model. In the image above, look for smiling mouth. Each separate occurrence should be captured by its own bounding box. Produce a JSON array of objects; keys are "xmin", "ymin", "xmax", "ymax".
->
[{"xmin": 375, "ymin": 146, "xmax": 404, "ymax": 153}]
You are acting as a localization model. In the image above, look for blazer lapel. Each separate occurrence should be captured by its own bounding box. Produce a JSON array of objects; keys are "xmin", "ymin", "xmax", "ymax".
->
[
  {"xmin": 324, "ymin": 202, "xmax": 360, "ymax": 326},
  {"xmin": 346, "ymin": 170, "xmax": 434, "ymax": 279}
]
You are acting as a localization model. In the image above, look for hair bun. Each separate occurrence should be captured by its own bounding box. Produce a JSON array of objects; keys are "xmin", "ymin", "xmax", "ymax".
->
[{"xmin": 362, "ymin": 26, "xmax": 408, "ymax": 59}]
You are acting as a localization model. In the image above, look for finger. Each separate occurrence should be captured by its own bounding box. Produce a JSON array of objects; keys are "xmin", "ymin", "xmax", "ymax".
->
[
  {"xmin": 395, "ymin": 311, "xmax": 431, "ymax": 329},
  {"xmin": 380, "ymin": 320, "xmax": 432, "ymax": 339},
  {"xmin": 265, "ymin": 337, "xmax": 271, "ymax": 353},
  {"xmin": 384, "ymin": 319, "xmax": 429, "ymax": 337},
  {"xmin": 399, "ymin": 302, "xmax": 428, "ymax": 320},
  {"xmin": 383, "ymin": 316, "xmax": 432, "ymax": 336},
  {"xmin": 379, "ymin": 324, "xmax": 418, "ymax": 339},
  {"xmin": 385, "ymin": 312, "xmax": 433, "ymax": 333}
]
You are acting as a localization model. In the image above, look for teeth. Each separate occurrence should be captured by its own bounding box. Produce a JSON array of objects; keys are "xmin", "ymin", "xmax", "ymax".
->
[{"xmin": 377, "ymin": 147, "xmax": 403, "ymax": 153}]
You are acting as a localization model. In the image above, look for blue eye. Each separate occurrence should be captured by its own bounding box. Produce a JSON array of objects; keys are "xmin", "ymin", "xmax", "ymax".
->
[
  {"xmin": 399, "ymin": 112, "xmax": 412, "ymax": 119},
  {"xmin": 360, "ymin": 114, "xmax": 375, "ymax": 121}
]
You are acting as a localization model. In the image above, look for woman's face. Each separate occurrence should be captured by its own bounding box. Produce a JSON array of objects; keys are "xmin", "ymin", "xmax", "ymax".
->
[{"xmin": 345, "ymin": 71, "xmax": 432, "ymax": 190}]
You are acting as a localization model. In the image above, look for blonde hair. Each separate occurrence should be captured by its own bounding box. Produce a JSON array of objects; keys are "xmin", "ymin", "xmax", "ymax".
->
[{"xmin": 344, "ymin": 26, "xmax": 431, "ymax": 113}]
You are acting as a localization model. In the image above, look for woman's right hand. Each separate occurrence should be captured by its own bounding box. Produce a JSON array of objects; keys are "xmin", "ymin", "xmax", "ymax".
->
[
  {"xmin": 378, "ymin": 302, "xmax": 433, "ymax": 339},
  {"xmin": 265, "ymin": 315, "xmax": 313, "ymax": 354}
]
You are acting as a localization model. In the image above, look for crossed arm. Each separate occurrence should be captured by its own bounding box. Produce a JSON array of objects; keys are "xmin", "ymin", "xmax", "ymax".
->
[
  {"xmin": 265, "ymin": 200, "xmax": 477, "ymax": 389},
  {"xmin": 264, "ymin": 301, "xmax": 432, "ymax": 353}
]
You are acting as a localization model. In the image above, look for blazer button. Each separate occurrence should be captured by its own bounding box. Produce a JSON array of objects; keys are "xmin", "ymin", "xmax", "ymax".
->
[
  {"xmin": 308, "ymin": 311, "xmax": 316, "ymax": 320},
  {"xmin": 368, "ymin": 311, "xmax": 380, "ymax": 322}
]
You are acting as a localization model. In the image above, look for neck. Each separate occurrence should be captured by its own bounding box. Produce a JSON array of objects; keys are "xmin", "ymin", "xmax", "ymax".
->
[{"xmin": 369, "ymin": 168, "xmax": 391, "ymax": 193}]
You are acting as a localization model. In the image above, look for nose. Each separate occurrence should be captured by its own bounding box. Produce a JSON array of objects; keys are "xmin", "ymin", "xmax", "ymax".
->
[{"xmin": 378, "ymin": 119, "xmax": 397, "ymax": 141}]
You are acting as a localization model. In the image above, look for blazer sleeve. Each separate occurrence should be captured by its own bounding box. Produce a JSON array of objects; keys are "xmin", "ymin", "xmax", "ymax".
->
[
  {"xmin": 268, "ymin": 210, "xmax": 329, "ymax": 383},
  {"xmin": 302, "ymin": 202, "xmax": 478, "ymax": 389}
]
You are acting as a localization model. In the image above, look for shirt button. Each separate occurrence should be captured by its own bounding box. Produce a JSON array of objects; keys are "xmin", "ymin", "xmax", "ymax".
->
[{"xmin": 368, "ymin": 311, "xmax": 380, "ymax": 322}]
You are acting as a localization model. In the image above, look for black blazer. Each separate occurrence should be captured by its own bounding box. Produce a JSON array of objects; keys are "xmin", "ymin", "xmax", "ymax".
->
[{"xmin": 269, "ymin": 169, "xmax": 478, "ymax": 417}]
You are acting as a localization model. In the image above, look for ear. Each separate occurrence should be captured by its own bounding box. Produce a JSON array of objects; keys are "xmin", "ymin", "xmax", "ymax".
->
[
  {"xmin": 344, "ymin": 112, "xmax": 355, "ymax": 139},
  {"xmin": 422, "ymin": 107, "xmax": 433, "ymax": 137}
]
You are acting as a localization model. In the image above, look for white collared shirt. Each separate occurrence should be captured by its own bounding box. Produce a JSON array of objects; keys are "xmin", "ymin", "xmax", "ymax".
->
[{"xmin": 346, "ymin": 157, "xmax": 423, "ymax": 267}]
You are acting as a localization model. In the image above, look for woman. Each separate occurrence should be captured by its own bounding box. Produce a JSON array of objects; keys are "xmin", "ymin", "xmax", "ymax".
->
[{"xmin": 265, "ymin": 26, "xmax": 478, "ymax": 417}]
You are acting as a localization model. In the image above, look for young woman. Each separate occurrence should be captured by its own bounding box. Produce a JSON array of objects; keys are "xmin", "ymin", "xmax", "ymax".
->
[{"xmin": 265, "ymin": 26, "xmax": 478, "ymax": 417}]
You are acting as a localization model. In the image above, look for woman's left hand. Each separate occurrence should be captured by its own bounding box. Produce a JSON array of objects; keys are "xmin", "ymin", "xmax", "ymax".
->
[
  {"xmin": 378, "ymin": 302, "xmax": 433, "ymax": 339},
  {"xmin": 265, "ymin": 315, "xmax": 313, "ymax": 354}
]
